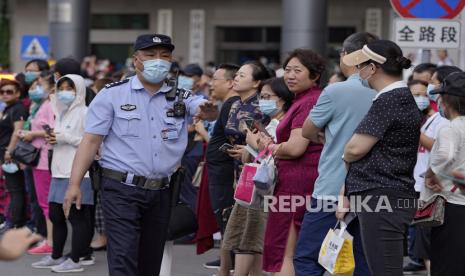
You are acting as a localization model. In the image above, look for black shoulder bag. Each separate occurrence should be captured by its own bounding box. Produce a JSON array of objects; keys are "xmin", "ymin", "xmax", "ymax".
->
[
  {"xmin": 167, "ymin": 167, "xmax": 199, "ymax": 241},
  {"xmin": 11, "ymin": 141, "xmax": 41, "ymax": 166}
]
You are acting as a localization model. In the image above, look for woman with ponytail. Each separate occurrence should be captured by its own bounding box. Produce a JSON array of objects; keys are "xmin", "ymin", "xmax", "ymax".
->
[{"xmin": 339, "ymin": 40, "xmax": 422, "ymax": 276}]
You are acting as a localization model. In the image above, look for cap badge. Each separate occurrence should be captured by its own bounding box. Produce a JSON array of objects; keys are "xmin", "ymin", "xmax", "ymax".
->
[{"xmin": 153, "ymin": 37, "xmax": 162, "ymax": 43}]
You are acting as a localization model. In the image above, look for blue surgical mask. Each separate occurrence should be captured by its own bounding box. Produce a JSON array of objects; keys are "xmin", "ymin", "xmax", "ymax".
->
[
  {"xmin": 414, "ymin": 96, "xmax": 430, "ymax": 111},
  {"xmin": 178, "ymin": 75, "xmax": 194, "ymax": 90},
  {"xmin": 29, "ymin": 85, "xmax": 46, "ymax": 103},
  {"xmin": 427, "ymin": 84, "xmax": 439, "ymax": 102},
  {"xmin": 2, "ymin": 162, "xmax": 19, "ymax": 174},
  {"xmin": 361, "ymin": 78, "xmax": 371, "ymax": 89},
  {"xmin": 438, "ymin": 100, "xmax": 447, "ymax": 118},
  {"xmin": 24, "ymin": 71, "xmax": 39, "ymax": 84},
  {"xmin": 259, "ymin": 100, "xmax": 279, "ymax": 116},
  {"xmin": 439, "ymin": 105, "xmax": 446, "ymax": 118},
  {"xmin": 141, "ymin": 59, "xmax": 171, "ymax": 84},
  {"xmin": 57, "ymin": 90, "xmax": 76, "ymax": 106}
]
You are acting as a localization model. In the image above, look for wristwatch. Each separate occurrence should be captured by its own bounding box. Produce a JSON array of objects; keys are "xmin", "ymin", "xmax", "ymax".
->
[{"xmin": 342, "ymin": 154, "xmax": 349, "ymax": 164}]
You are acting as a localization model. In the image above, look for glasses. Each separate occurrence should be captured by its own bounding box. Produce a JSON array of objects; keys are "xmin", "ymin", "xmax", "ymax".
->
[
  {"xmin": 0, "ymin": 89, "xmax": 16, "ymax": 95},
  {"xmin": 259, "ymin": 94, "xmax": 277, "ymax": 100}
]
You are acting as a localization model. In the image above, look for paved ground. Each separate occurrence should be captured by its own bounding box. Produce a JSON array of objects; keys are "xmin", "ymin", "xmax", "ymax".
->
[
  {"xmin": 0, "ymin": 244, "xmax": 220, "ymax": 276},
  {"xmin": 0, "ymin": 227, "xmax": 427, "ymax": 276},
  {"xmin": 0, "ymin": 246, "xmax": 429, "ymax": 276}
]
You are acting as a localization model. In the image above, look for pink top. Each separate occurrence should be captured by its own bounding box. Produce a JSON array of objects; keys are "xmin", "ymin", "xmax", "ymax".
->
[{"xmin": 31, "ymin": 100, "xmax": 55, "ymax": 170}]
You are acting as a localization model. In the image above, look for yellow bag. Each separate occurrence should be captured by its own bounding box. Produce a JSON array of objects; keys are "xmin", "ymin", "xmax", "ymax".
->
[{"xmin": 318, "ymin": 221, "xmax": 355, "ymax": 276}]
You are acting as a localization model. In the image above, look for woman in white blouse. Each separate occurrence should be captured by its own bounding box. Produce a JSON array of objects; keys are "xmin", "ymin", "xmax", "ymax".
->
[{"xmin": 423, "ymin": 71, "xmax": 465, "ymax": 276}]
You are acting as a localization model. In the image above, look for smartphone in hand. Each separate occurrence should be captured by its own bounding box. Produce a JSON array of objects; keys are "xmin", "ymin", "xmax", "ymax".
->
[
  {"xmin": 42, "ymin": 124, "xmax": 52, "ymax": 135},
  {"xmin": 219, "ymin": 143, "xmax": 234, "ymax": 153},
  {"xmin": 253, "ymin": 120, "xmax": 271, "ymax": 137},
  {"xmin": 239, "ymin": 120, "xmax": 249, "ymax": 133},
  {"xmin": 244, "ymin": 119, "xmax": 256, "ymax": 131}
]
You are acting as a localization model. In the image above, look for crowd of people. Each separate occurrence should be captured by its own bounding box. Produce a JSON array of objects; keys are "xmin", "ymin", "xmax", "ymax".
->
[{"xmin": 0, "ymin": 30, "xmax": 465, "ymax": 276}]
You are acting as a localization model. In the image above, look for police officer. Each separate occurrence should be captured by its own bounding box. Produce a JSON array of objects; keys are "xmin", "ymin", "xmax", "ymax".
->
[{"xmin": 63, "ymin": 34, "xmax": 215, "ymax": 276}]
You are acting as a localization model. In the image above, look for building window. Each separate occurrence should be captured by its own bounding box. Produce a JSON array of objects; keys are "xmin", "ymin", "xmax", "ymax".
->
[
  {"xmin": 215, "ymin": 26, "xmax": 356, "ymax": 64},
  {"xmin": 217, "ymin": 27, "xmax": 281, "ymax": 43},
  {"xmin": 91, "ymin": 43, "xmax": 133, "ymax": 69},
  {"xmin": 216, "ymin": 26, "xmax": 281, "ymax": 65},
  {"xmin": 265, "ymin": 27, "xmax": 281, "ymax": 42},
  {"xmin": 328, "ymin": 26, "xmax": 356, "ymax": 44},
  {"xmin": 91, "ymin": 14, "xmax": 149, "ymax": 30},
  {"xmin": 221, "ymin": 27, "xmax": 262, "ymax": 42}
]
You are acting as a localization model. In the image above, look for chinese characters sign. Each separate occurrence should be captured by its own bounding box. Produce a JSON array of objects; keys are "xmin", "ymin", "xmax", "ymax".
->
[
  {"xmin": 189, "ymin": 9, "xmax": 205, "ymax": 65},
  {"xmin": 365, "ymin": 8, "xmax": 382, "ymax": 38},
  {"xmin": 395, "ymin": 19, "xmax": 460, "ymax": 49},
  {"xmin": 157, "ymin": 10, "xmax": 173, "ymax": 38}
]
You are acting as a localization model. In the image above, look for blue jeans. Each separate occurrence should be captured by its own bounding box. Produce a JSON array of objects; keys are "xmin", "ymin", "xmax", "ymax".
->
[
  {"xmin": 408, "ymin": 226, "xmax": 423, "ymax": 265},
  {"xmin": 294, "ymin": 197, "xmax": 371, "ymax": 276}
]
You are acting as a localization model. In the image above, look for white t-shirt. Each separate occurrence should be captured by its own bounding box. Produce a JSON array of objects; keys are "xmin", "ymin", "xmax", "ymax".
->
[
  {"xmin": 426, "ymin": 116, "xmax": 465, "ymax": 205},
  {"xmin": 413, "ymin": 113, "xmax": 449, "ymax": 192}
]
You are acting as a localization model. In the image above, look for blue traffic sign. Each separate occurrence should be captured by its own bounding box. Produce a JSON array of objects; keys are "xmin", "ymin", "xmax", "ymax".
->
[
  {"xmin": 20, "ymin": 35, "xmax": 49, "ymax": 60},
  {"xmin": 391, "ymin": 0, "xmax": 465, "ymax": 19}
]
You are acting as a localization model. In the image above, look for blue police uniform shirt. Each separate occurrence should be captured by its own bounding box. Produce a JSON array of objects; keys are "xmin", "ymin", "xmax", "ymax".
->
[
  {"xmin": 85, "ymin": 75, "xmax": 206, "ymax": 178},
  {"xmin": 309, "ymin": 74, "xmax": 375, "ymax": 199}
]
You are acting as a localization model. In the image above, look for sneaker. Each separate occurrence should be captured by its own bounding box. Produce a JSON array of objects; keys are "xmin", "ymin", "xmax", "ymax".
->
[
  {"xmin": 0, "ymin": 221, "xmax": 9, "ymax": 234},
  {"xmin": 80, "ymin": 254, "xmax": 95, "ymax": 266},
  {"xmin": 28, "ymin": 241, "xmax": 53, "ymax": 255},
  {"xmin": 403, "ymin": 262, "xmax": 426, "ymax": 274},
  {"xmin": 31, "ymin": 255, "xmax": 66, "ymax": 269},
  {"xmin": 203, "ymin": 259, "xmax": 220, "ymax": 269},
  {"xmin": 51, "ymin": 258, "xmax": 84, "ymax": 273}
]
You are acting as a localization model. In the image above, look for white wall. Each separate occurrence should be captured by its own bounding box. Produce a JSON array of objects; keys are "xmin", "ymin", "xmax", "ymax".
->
[{"xmin": 11, "ymin": 0, "xmax": 49, "ymax": 72}]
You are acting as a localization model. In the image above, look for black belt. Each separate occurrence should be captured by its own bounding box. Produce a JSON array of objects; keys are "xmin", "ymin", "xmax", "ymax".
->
[{"xmin": 101, "ymin": 168, "xmax": 170, "ymax": 190}]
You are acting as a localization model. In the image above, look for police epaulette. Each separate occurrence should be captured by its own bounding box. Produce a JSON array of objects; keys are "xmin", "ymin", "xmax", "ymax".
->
[
  {"xmin": 178, "ymin": 88, "xmax": 192, "ymax": 99},
  {"xmin": 104, "ymin": 78, "xmax": 130, "ymax": 89}
]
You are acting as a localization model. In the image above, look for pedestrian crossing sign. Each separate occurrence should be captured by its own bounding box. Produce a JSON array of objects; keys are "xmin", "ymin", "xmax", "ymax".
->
[{"xmin": 20, "ymin": 35, "xmax": 49, "ymax": 60}]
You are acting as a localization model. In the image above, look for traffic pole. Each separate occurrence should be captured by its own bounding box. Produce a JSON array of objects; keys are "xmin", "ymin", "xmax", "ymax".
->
[
  {"xmin": 48, "ymin": 0, "xmax": 90, "ymax": 61},
  {"xmin": 281, "ymin": 0, "xmax": 328, "ymax": 61}
]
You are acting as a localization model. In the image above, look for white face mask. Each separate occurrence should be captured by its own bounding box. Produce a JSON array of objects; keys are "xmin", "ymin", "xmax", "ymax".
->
[
  {"xmin": 359, "ymin": 64, "xmax": 374, "ymax": 81},
  {"xmin": 2, "ymin": 162, "xmax": 19, "ymax": 174}
]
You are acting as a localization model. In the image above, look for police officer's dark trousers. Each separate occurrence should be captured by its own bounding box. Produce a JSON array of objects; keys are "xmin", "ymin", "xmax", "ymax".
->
[{"xmin": 101, "ymin": 176, "xmax": 171, "ymax": 276}]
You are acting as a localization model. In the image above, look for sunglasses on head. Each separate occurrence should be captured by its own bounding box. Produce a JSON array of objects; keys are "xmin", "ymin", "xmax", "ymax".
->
[{"xmin": 0, "ymin": 89, "xmax": 16, "ymax": 95}]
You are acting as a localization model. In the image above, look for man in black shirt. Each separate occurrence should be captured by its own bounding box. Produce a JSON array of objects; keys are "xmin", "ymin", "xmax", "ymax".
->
[{"xmin": 204, "ymin": 64, "xmax": 240, "ymax": 274}]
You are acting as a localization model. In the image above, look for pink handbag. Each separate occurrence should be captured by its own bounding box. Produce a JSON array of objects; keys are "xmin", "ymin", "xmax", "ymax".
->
[
  {"xmin": 233, "ymin": 149, "xmax": 269, "ymax": 209},
  {"xmin": 234, "ymin": 163, "xmax": 259, "ymax": 207}
]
